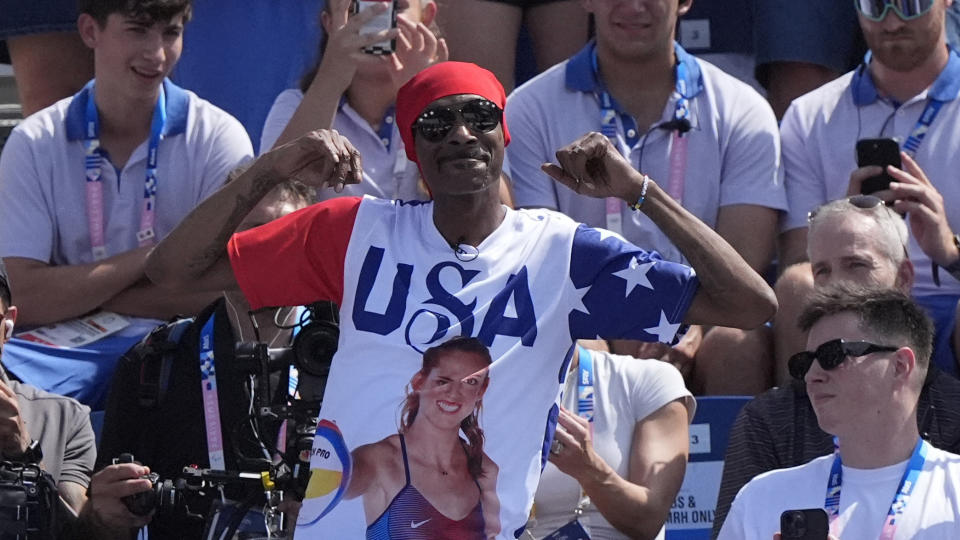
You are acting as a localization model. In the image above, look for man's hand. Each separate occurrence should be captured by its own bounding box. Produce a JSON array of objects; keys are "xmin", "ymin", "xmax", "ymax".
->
[
  {"xmin": 541, "ymin": 132, "xmax": 647, "ymax": 202},
  {"xmin": 549, "ymin": 407, "xmax": 610, "ymax": 485},
  {"xmin": 263, "ymin": 130, "xmax": 364, "ymax": 193},
  {"xmin": 848, "ymin": 152, "xmax": 958, "ymax": 268},
  {"xmin": 888, "ymin": 153, "xmax": 959, "ymax": 268},
  {"xmin": 846, "ymin": 164, "xmax": 890, "ymax": 199},
  {"xmin": 82, "ymin": 463, "xmax": 155, "ymax": 531},
  {"xmin": 0, "ymin": 379, "xmax": 30, "ymax": 458},
  {"xmin": 386, "ymin": 16, "xmax": 448, "ymax": 91}
]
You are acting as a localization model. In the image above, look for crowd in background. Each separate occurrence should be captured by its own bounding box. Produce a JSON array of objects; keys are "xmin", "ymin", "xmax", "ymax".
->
[{"xmin": 2, "ymin": 0, "xmax": 960, "ymax": 539}]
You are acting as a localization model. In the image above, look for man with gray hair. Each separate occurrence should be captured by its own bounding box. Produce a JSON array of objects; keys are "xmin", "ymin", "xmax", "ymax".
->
[{"xmin": 712, "ymin": 194, "xmax": 960, "ymax": 536}]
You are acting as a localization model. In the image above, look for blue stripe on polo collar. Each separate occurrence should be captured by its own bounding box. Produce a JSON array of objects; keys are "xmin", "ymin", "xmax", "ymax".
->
[
  {"xmin": 852, "ymin": 46, "xmax": 960, "ymax": 106},
  {"xmin": 565, "ymin": 39, "xmax": 705, "ymax": 100},
  {"xmin": 65, "ymin": 78, "xmax": 190, "ymax": 141}
]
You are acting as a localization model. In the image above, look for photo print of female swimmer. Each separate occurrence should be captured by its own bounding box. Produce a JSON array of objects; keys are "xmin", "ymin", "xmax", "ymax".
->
[{"xmin": 346, "ymin": 336, "xmax": 501, "ymax": 539}]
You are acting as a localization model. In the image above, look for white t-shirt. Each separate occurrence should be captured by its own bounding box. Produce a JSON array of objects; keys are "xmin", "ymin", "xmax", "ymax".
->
[
  {"xmin": 259, "ymin": 88, "xmax": 425, "ymax": 202},
  {"xmin": 228, "ymin": 197, "xmax": 700, "ymax": 539},
  {"xmin": 718, "ymin": 446, "xmax": 960, "ymax": 540},
  {"xmin": 527, "ymin": 349, "xmax": 695, "ymax": 540}
]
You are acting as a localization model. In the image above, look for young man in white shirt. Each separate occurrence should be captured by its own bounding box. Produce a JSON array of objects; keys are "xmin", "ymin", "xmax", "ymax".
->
[
  {"xmin": 0, "ymin": 0, "xmax": 252, "ymax": 407},
  {"xmin": 719, "ymin": 287, "xmax": 960, "ymax": 540}
]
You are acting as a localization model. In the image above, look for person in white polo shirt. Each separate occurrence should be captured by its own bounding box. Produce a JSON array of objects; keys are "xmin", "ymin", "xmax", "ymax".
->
[
  {"xmin": 719, "ymin": 287, "xmax": 960, "ymax": 540},
  {"xmin": 506, "ymin": 0, "xmax": 786, "ymax": 394},
  {"xmin": 0, "ymin": 0, "xmax": 252, "ymax": 408},
  {"xmin": 777, "ymin": 0, "xmax": 960, "ymax": 382}
]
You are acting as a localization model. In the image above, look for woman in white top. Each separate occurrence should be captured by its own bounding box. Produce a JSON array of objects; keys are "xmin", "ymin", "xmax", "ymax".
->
[
  {"xmin": 260, "ymin": 0, "xmax": 514, "ymax": 205},
  {"xmin": 526, "ymin": 343, "xmax": 695, "ymax": 540}
]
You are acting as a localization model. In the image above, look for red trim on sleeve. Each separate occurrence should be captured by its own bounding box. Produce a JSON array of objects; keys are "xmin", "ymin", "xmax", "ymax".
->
[{"xmin": 227, "ymin": 197, "xmax": 362, "ymax": 309}]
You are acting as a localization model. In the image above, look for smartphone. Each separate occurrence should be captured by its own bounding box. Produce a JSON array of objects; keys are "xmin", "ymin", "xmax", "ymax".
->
[
  {"xmin": 353, "ymin": 0, "xmax": 397, "ymax": 55},
  {"xmin": 856, "ymin": 138, "xmax": 901, "ymax": 195},
  {"xmin": 780, "ymin": 508, "xmax": 829, "ymax": 540}
]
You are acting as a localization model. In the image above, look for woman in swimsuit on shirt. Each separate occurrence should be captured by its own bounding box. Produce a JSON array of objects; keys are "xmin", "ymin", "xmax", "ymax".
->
[{"xmin": 346, "ymin": 336, "xmax": 501, "ymax": 539}]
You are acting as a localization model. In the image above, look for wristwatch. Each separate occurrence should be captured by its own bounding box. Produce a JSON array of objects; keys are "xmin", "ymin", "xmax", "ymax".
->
[{"xmin": 934, "ymin": 233, "xmax": 960, "ymax": 286}]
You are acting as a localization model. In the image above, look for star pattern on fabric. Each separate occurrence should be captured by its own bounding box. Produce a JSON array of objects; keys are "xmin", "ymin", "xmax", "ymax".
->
[
  {"xmin": 612, "ymin": 257, "xmax": 656, "ymax": 296},
  {"xmin": 645, "ymin": 311, "xmax": 681, "ymax": 343},
  {"xmin": 571, "ymin": 284, "xmax": 591, "ymax": 316},
  {"xmin": 596, "ymin": 227, "xmax": 627, "ymax": 244}
]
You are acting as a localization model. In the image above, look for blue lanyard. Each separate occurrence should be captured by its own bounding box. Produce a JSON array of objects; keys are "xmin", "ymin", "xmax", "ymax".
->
[
  {"xmin": 83, "ymin": 83, "xmax": 166, "ymax": 260},
  {"xmin": 198, "ymin": 315, "xmax": 226, "ymax": 469},
  {"xmin": 824, "ymin": 437, "xmax": 928, "ymax": 539},
  {"xmin": 591, "ymin": 47, "xmax": 692, "ymax": 148},
  {"xmin": 575, "ymin": 346, "xmax": 595, "ymax": 422},
  {"xmin": 902, "ymin": 99, "xmax": 944, "ymax": 156}
]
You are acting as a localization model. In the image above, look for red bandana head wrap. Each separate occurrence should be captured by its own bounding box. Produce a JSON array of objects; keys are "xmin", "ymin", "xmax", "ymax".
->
[{"xmin": 396, "ymin": 61, "xmax": 510, "ymax": 165}]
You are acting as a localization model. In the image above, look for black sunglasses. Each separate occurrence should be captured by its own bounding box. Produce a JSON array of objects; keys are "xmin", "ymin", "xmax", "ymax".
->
[
  {"xmin": 788, "ymin": 338, "xmax": 899, "ymax": 380},
  {"xmin": 413, "ymin": 99, "xmax": 502, "ymax": 143}
]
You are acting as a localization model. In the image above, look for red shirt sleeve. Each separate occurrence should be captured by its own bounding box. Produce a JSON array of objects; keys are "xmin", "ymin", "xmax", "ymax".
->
[{"xmin": 227, "ymin": 197, "xmax": 361, "ymax": 310}]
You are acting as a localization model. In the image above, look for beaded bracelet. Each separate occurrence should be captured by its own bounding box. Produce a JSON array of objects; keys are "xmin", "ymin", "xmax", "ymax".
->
[{"xmin": 627, "ymin": 174, "xmax": 651, "ymax": 211}]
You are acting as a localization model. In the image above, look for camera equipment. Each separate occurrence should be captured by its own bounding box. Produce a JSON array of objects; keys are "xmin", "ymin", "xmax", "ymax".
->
[
  {"xmin": 113, "ymin": 301, "xmax": 338, "ymax": 538},
  {"xmin": 291, "ymin": 301, "xmax": 339, "ymax": 378},
  {"xmin": 115, "ymin": 454, "xmax": 185, "ymax": 517},
  {"xmin": 0, "ymin": 461, "xmax": 58, "ymax": 540}
]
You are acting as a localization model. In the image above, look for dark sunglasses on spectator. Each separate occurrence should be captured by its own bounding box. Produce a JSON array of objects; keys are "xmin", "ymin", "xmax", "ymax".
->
[
  {"xmin": 855, "ymin": 0, "xmax": 935, "ymax": 21},
  {"xmin": 788, "ymin": 338, "xmax": 899, "ymax": 380},
  {"xmin": 414, "ymin": 99, "xmax": 502, "ymax": 143}
]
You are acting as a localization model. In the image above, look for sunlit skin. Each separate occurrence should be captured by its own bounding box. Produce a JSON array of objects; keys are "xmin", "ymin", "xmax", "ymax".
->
[
  {"xmin": 413, "ymin": 94, "xmax": 505, "ymax": 200},
  {"xmin": 582, "ymin": 0, "xmax": 690, "ymax": 63},
  {"xmin": 804, "ymin": 313, "xmax": 902, "ymax": 442},
  {"xmin": 808, "ymin": 212, "xmax": 912, "ymax": 292},
  {"xmin": 858, "ymin": 0, "xmax": 950, "ymax": 73},
  {"xmin": 324, "ymin": 0, "xmax": 434, "ymax": 77},
  {"xmin": 79, "ymin": 13, "xmax": 185, "ymax": 108}
]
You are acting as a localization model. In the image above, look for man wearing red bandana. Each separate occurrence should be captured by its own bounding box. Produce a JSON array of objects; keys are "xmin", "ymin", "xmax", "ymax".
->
[{"xmin": 146, "ymin": 61, "xmax": 776, "ymax": 538}]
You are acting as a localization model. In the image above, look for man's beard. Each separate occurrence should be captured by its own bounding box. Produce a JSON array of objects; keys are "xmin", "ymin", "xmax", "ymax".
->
[{"xmin": 866, "ymin": 28, "xmax": 942, "ymax": 73}]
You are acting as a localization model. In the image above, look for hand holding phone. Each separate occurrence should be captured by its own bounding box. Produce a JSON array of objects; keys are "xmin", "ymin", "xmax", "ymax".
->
[
  {"xmin": 855, "ymin": 138, "xmax": 901, "ymax": 195},
  {"xmin": 780, "ymin": 508, "xmax": 829, "ymax": 540},
  {"xmin": 354, "ymin": 0, "xmax": 398, "ymax": 55}
]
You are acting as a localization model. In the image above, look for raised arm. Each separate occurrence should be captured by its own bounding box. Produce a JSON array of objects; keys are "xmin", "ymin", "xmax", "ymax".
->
[
  {"xmin": 145, "ymin": 130, "xmax": 363, "ymax": 292},
  {"xmin": 543, "ymin": 132, "xmax": 777, "ymax": 329},
  {"xmin": 269, "ymin": 0, "xmax": 399, "ymax": 149}
]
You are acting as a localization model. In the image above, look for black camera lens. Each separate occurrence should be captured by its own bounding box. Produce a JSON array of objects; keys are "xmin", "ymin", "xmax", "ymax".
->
[{"xmin": 122, "ymin": 472, "xmax": 160, "ymax": 516}]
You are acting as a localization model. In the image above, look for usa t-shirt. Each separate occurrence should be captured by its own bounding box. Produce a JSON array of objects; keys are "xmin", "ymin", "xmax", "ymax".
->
[{"xmin": 228, "ymin": 196, "xmax": 698, "ymax": 539}]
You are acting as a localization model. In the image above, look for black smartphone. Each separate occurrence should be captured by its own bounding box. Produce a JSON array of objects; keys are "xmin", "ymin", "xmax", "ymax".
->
[
  {"xmin": 353, "ymin": 0, "xmax": 397, "ymax": 55},
  {"xmin": 780, "ymin": 508, "xmax": 829, "ymax": 540},
  {"xmin": 856, "ymin": 138, "xmax": 901, "ymax": 195}
]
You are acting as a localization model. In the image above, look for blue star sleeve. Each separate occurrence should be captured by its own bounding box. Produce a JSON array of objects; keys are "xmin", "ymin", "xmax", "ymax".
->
[{"xmin": 567, "ymin": 224, "xmax": 699, "ymax": 342}]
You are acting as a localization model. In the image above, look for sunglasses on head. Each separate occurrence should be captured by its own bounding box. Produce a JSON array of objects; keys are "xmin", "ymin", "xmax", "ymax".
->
[
  {"xmin": 789, "ymin": 338, "xmax": 899, "ymax": 380},
  {"xmin": 855, "ymin": 0, "xmax": 936, "ymax": 22},
  {"xmin": 413, "ymin": 99, "xmax": 502, "ymax": 143},
  {"xmin": 807, "ymin": 194, "xmax": 883, "ymax": 221}
]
